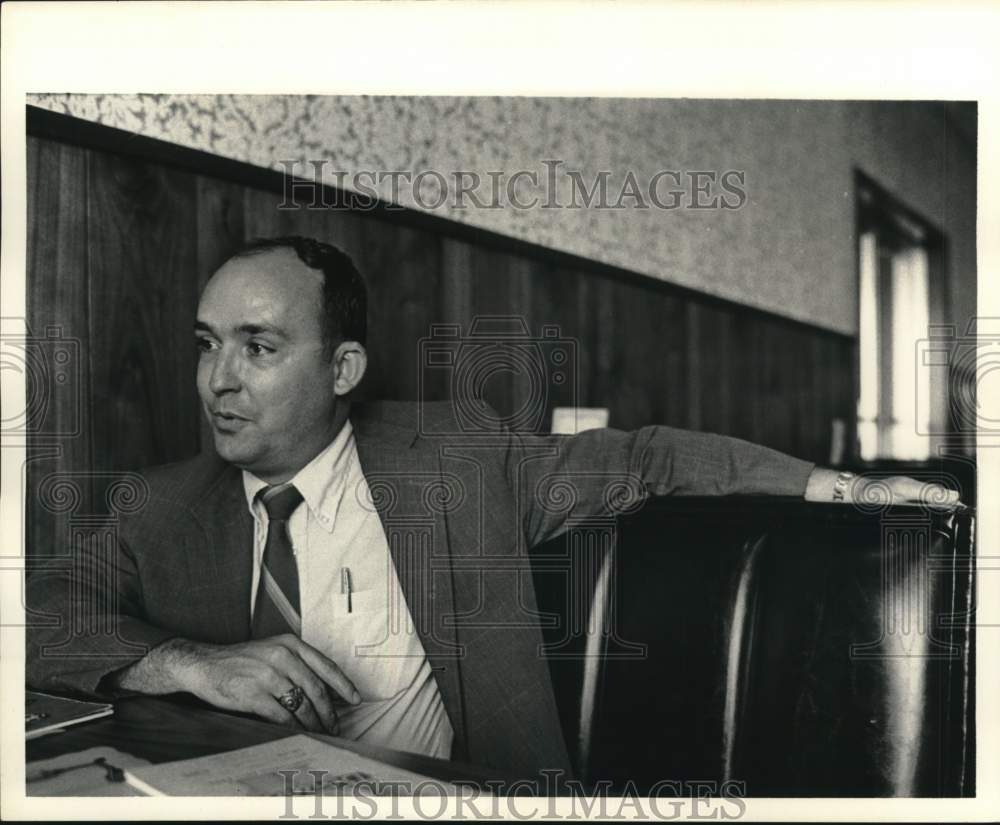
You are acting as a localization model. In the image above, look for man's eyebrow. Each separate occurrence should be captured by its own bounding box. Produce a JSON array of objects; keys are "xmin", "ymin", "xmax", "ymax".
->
[
  {"xmin": 193, "ymin": 321, "xmax": 289, "ymax": 338},
  {"xmin": 239, "ymin": 323, "xmax": 289, "ymax": 338}
]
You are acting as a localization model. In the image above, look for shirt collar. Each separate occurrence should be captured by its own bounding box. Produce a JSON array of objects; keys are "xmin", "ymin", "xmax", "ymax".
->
[{"xmin": 241, "ymin": 420, "xmax": 355, "ymax": 534}]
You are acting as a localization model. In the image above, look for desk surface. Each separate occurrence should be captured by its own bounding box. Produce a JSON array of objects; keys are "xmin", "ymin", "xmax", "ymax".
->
[{"xmin": 26, "ymin": 695, "xmax": 504, "ymax": 788}]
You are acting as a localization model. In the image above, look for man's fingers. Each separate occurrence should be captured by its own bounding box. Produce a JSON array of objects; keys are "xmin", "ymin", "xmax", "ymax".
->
[
  {"xmin": 896, "ymin": 476, "xmax": 925, "ymax": 502},
  {"xmin": 291, "ymin": 697, "xmax": 325, "ymax": 733},
  {"xmin": 188, "ymin": 640, "xmax": 349, "ymax": 734},
  {"xmin": 848, "ymin": 476, "xmax": 962, "ymax": 508},
  {"xmin": 259, "ymin": 695, "xmax": 325, "ymax": 733},
  {"xmin": 267, "ymin": 646, "xmax": 339, "ymax": 734},
  {"xmin": 924, "ymin": 483, "xmax": 960, "ymax": 505},
  {"xmin": 887, "ymin": 476, "xmax": 961, "ymax": 507},
  {"xmin": 248, "ymin": 691, "xmax": 298, "ymax": 727},
  {"xmin": 286, "ymin": 637, "xmax": 361, "ymax": 705}
]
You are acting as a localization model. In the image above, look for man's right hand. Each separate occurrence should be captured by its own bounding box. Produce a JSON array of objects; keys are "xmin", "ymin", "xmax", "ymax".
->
[{"xmin": 108, "ymin": 635, "xmax": 361, "ymax": 735}]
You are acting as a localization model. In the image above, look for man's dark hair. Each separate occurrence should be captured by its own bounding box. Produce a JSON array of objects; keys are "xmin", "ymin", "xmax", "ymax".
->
[{"xmin": 232, "ymin": 235, "xmax": 367, "ymax": 356}]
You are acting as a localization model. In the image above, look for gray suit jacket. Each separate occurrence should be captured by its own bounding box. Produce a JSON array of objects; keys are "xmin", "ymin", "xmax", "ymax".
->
[{"xmin": 26, "ymin": 401, "xmax": 814, "ymax": 779}]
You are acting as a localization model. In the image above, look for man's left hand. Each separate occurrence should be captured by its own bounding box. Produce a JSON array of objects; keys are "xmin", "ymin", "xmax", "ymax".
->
[{"xmin": 805, "ymin": 468, "xmax": 963, "ymax": 508}]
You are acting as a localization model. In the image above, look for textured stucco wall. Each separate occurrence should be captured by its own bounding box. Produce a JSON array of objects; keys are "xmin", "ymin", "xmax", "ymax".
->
[{"xmin": 28, "ymin": 94, "xmax": 976, "ymax": 336}]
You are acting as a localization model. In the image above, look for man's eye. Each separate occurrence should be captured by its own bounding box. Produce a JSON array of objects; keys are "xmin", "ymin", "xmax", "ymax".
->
[
  {"xmin": 247, "ymin": 341, "xmax": 275, "ymax": 356},
  {"xmin": 195, "ymin": 338, "xmax": 215, "ymax": 353}
]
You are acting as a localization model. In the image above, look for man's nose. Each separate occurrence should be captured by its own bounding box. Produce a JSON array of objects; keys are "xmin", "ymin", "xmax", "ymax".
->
[{"xmin": 208, "ymin": 348, "xmax": 241, "ymax": 394}]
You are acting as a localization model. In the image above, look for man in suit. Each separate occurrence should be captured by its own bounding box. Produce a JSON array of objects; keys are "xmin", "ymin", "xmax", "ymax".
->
[{"xmin": 26, "ymin": 236, "xmax": 956, "ymax": 779}]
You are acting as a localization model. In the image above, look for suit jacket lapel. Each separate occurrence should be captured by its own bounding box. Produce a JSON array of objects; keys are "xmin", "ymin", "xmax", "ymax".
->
[{"xmin": 353, "ymin": 412, "xmax": 468, "ymax": 758}]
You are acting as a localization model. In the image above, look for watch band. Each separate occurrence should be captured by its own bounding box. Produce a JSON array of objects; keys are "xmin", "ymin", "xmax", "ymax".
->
[{"xmin": 832, "ymin": 471, "xmax": 856, "ymax": 502}]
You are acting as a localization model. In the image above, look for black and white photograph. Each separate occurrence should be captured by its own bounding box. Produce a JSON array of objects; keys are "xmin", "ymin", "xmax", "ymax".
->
[{"xmin": 2, "ymin": 2, "xmax": 997, "ymax": 821}]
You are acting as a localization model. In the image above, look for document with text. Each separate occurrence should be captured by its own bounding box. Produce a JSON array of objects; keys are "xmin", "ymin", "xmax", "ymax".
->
[{"xmin": 124, "ymin": 734, "xmax": 455, "ymax": 796}]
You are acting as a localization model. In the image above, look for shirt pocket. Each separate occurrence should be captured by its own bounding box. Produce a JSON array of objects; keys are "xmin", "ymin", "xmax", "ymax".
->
[
  {"xmin": 332, "ymin": 585, "xmax": 378, "ymax": 619},
  {"xmin": 329, "ymin": 587, "xmax": 422, "ymax": 700},
  {"xmin": 333, "ymin": 586, "xmax": 410, "ymax": 658}
]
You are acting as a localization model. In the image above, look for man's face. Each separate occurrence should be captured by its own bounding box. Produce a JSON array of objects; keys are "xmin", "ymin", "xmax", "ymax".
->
[{"xmin": 195, "ymin": 249, "xmax": 342, "ymax": 482}]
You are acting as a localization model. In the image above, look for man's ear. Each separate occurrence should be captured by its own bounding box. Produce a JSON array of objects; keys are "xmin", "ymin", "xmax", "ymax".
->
[{"xmin": 332, "ymin": 341, "xmax": 368, "ymax": 396}]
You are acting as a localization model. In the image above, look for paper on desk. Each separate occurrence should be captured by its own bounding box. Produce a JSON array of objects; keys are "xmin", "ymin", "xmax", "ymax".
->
[
  {"xmin": 124, "ymin": 734, "xmax": 448, "ymax": 796},
  {"xmin": 26, "ymin": 691, "xmax": 114, "ymax": 739},
  {"xmin": 26, "ymin": 746, "xmax": 151, "ymax": 796},
  {"xmin": 26, "ymin": 727, "xmax": 65, "ymax": 741}
]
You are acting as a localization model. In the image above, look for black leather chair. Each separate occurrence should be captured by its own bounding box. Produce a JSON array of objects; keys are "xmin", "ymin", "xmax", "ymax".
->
[{"xmin": 531, "ymin": 496, "xmax": 975, "ymax": 796}]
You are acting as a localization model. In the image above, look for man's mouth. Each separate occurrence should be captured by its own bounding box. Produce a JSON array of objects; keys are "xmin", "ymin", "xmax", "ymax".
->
[{"xmin": 211, "ymin": 411, "xmax": 250, "ymax": 431}]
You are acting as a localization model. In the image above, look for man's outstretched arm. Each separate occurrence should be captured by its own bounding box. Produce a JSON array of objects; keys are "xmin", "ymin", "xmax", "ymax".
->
[{"xmin": 502, "ymin": 423, "xmax": 960, "ymax": 549}]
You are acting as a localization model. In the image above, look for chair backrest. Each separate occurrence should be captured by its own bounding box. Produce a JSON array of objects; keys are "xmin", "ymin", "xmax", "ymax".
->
[{"xmin": 533, "ymin": 496, "xmax": 975, "ymax": 796}]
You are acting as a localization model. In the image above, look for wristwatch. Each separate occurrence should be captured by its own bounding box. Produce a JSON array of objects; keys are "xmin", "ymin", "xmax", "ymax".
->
[{"xmin": 832, "ymin": 471, "xmax": 856, "ymax": 502}]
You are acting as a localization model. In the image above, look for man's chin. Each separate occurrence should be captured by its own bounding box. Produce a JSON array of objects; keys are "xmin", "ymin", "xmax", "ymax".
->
[{"xmin": 211, "ymin": 433, "xmax": 258, "ymax": 467}]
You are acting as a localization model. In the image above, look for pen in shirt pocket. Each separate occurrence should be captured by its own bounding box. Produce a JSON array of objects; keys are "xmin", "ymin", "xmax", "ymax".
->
[{"xmin": 340, "ymin": 567, "xmax": 353, "ymax": 614}]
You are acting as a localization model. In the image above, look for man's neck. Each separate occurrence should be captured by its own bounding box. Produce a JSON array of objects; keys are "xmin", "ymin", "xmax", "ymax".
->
[{"xmin": 255, "ymin": 401, "xmax": 352, "ymax": 486}]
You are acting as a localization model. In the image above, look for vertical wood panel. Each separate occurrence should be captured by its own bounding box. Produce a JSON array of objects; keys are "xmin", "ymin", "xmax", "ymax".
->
[
  {"xmin": 505, "ymin": 255, "xmax": 552, "ymax": 428},
  {"xmin": 195, "ymin": 175, "xmax": 246, "ymax": 292},
  {"xmin": 25, "ymin": 137, "xmax": 91, "ymax": 557},
  {"xmin": 431, "ymin": 237, "xmax": 477, "ymax": 410},
  {"xmin": 242, "ymin": 190, "xmax": 369, "ymax": 258},
  {"xmin": 569, "ymin": 264, "xmax": 596, "ymax": 410},
  {"xmin": 587, "ymin": 272, "xmax": 618, "ymax": 415},
  {"xmin": 357, "ymin": 219, "xmax": 443, "ymax": 402},
  {"xmin": 86, "ymin": 150, "xmax": 201, "ymax": 474},
  {"xmin": 462, "ymin": 246, "xmax": 522, "ymax": 419},
  {"xmin": 518, "ymin": 260, "xmax": 581, "ymax": 427},
  {"xmin": 761, "ymin": 323, "xmax": 790, "ymax": 451},
  {"xmin": 696, "ymin": 304, "xmax": 735, "ymax": 438},
  {"xmin": 242, "ymin": 187, "xmax": 285, "ymax": 239},
  {"xmin": 684, "ymin": 303, "xmax": 703, "ymax": 431},
  {"xmin": 615, "ymin": 281, "xmax": 688, "ymax": 431},
  {"xmin": 658, "ymin": 293, "xmax": 688, "ymax": 429},
  {"xmin": 808, "ymin": 335, "xmax": 829, "ymax": 461},
  {"xmin": 440, "ymin": 237, "xmax": 474, "ymax": 327}
]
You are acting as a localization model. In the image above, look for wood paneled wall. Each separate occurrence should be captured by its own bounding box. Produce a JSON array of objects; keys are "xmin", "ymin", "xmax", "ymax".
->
[{"xmin": 25, "ymin": 120, "xmax": 855, "ymax": 556}]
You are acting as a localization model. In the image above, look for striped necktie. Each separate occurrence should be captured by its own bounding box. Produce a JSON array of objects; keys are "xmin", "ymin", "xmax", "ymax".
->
[{"xmin": 251, "ymin": 483, "xmax": 305, "ymax": 638}]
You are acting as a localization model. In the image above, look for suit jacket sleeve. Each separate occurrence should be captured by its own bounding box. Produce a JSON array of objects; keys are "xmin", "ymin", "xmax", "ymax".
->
[
  {"xmin": 25, "ymin": 531, "xmax": 178, "ymax": 698},
  {"xmin": 504, "ymin": 424, "xmax": 815, "ymax": 549}
]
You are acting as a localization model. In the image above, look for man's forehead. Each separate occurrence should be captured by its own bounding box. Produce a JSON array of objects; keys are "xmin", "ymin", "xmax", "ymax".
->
[
  {"xmin": 197, "ymin": 249, "xmax": 323, "ymax": 329},
  {"xmin": 205, "ymin": 249, "xmax": 321, "ymax": 295},
  {"xmin": 212, "ymin": 247, "xmax": 318, "ymax": 286}
]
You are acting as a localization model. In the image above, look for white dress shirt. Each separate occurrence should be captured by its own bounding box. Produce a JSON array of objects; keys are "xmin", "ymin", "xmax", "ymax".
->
[{"xmin": 242, "ymin": 421, "xmax": 454, "ymax": 758}]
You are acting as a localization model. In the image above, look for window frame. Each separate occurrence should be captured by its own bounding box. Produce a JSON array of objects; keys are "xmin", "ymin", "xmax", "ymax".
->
[{"xmin": 852, "ymin": 170, "xmax": 950, "ymax": 466}]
